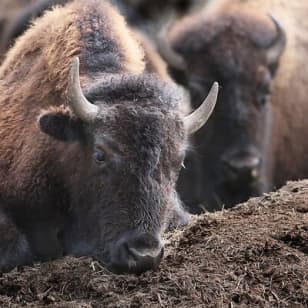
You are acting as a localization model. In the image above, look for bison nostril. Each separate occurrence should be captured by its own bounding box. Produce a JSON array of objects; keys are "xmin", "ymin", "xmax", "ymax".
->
[
  {"xmin": 229, "ymin": 157, "xmax": 260, "ymax": 170},
  {"xmin": 127, "ymin": 233, "xmax": 163, "ymax": 262},
  {"xmin": 128, "ymin": 232, "xmax": 162, "ymax": 251},
  {"xmin": 129, "ymin": 246, "xmax": 163, "ymax": 259},
  {"xmin": 106, "ymin": 232, "xmax": 164, "ymax": 274},
  {"xmin": 251, "ymin": 168, "xmax": 260, "ymax": 179},
  {"xmin": 223, "ymin": 155, "xmax": 261, "ymax": 181}
]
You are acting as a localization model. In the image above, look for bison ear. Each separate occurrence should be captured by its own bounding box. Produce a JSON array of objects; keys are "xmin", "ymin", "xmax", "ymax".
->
[{"xmin": 38, "ymin": 108, "xmax": 83, "ymax": 142}]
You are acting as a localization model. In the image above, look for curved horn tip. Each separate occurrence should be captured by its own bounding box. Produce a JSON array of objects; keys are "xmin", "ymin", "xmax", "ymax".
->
[
  {"xmin": 70, "ymin": 57, "xmax": 80, "ymax": 81},
  {"xmin": 67, "ymin": 56, "xmax": 99, "ymax": 122},
  {"xmin": 72, "ymin": 56, "xmax": 80, "ymax": 66},
  {"xmin": 211, "ymin": 81, "xmax": 219, "ymax": 95},
  {"xmin": 266, "ymin": 13, "xmax": 286, "ymax": 62},
  {"xmin": 268, "ymin": 14, "xmax": 286, "ymax": 38},
  {"xmin": 184, "ymin": 81, "xmax": 219, "ymax": 135},
  {"xmin": 156, "ymin": 22, "xmax": 187, "ymax": 71}
]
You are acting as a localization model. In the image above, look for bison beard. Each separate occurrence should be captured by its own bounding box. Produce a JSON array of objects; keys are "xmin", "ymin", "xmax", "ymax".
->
[{"xmin": 0, "ymin": 0, "xmax": 217, "ymax": 273}]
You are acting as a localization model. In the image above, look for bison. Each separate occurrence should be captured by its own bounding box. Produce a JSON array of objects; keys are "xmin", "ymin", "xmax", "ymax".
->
[
  {"xmin": 0, "ymin": 0, "xmax": 218, "ymax": 273},
  {"xmin": 160, "ymin": 0, "xmax": 308, "ymax": 212}
]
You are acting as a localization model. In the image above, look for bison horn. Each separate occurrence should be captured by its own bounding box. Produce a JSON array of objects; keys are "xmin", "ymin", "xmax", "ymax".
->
[
  {"xmin": 266, "ymin": 14, "xmax": 286, "ymax": 64},
  {"xmin": 156, "ymin": 23, "xmax": 187, "ymax": 72},
  {"xmin": 184, "ymin": 82, "xmax": 219, "ymax": 135},
  {"xmin": 67, "ymin": 57, "xmax": 99, "ymax": 122}
]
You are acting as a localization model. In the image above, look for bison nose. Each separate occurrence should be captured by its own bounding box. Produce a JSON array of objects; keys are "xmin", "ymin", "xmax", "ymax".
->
[
  {"xmin": 223, "ymin": 155, "xmax": 261, "ymax": 181},
  {"xmin": 106, "ymin": 232, "xmax": 163, "ymax": 274}
]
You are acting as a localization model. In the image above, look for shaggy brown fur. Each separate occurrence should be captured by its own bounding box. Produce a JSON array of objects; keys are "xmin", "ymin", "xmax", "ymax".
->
[
  {"xmin": 0, "ymin": 0, "xmax": 197, "ymax": 63},
  {"xmin": 0, "ymin": 0, "xmax": 189, "ymax": 273},
  {"xmin": 0, "ymin": 0, "xmax": 172, "ymax": 80},
  {"xmin": 168, "ymin": 0, "xmax": 308, "ymax": 211},
  {"xmin": 0, "ymin": 0, "xmax": 180, "ymax": 115}
]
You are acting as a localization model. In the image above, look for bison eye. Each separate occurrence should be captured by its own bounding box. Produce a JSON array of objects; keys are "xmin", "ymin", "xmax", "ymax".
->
[
  {"xmin": 94, "ymin": 149, "xmax": 106, "ymax": 163},
  {"xmin": 257, "ymin": 84, "xmax": 271, "ymax": 107},
  {"xmin": 257, "ymin": 94, "xmax": 270, "ymax": 106}
]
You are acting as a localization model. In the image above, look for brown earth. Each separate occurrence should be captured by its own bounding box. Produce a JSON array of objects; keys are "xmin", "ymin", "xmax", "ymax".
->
[{"xmin": 0, "ymin": 180, "xmax": 307, "ymax": 307}]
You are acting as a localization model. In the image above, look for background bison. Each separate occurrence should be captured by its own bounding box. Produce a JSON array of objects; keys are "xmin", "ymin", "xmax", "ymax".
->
[{"xmin": 163, "ymin": 0, "xmax": 308, "ymax": 212}]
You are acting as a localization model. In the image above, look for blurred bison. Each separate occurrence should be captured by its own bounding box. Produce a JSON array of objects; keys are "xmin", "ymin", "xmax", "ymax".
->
[
  {"xmin": 0, "ymin": 0, "xmax": 170, "ymax": 86},
  {"xmin": 0, "ymin": 0, "xmax": 70, "ymax": 60},
  {"xmin": 0, "ymin": 0, "xmax": 202, "ymax": 61},
  {"xmin": 0, "ymin": 0, "xmax": 218, "ymax": 273},
  {"xmin": 162, "ymin": 0, "xmax": 308, "ymax": 211},
  {"xmin": 115, "ymin": 0, "xmax": 203, "ymax": 32},
  {"xmin": 0, "ymin": 0, "xmax": 33, "ymax": 61}
]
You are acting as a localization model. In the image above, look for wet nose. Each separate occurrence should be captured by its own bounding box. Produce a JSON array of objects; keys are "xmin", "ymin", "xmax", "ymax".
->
[
  {"xmin": 223, "ymin": 155, "xmax": 261, "ymax": 181},
  {"xmin": 107, "ymin": 232, "xmax": 164, "ymax": 274}
]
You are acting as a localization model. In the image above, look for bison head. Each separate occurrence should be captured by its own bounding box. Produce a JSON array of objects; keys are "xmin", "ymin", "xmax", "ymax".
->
[
  {"xmin": 161, "ymin": 10, "xmax": 286, "ymax": 211},
  {"xmin": 38, "ymin": 58, "xmax": 218, "ymax": 273}
]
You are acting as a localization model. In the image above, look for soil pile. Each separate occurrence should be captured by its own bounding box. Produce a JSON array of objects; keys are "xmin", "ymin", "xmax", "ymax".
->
[{"xmin": 0, "ymin": 181, "xmax": 307, "ymax": 307}]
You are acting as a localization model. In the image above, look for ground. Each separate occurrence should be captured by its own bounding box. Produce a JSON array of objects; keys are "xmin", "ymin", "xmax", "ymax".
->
[{"xmin": 0, "ymin": 180, "xmax": 307, "ymax": 307}]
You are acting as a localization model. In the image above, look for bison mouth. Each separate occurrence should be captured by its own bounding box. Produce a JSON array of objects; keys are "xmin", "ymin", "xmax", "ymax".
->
[{"xmin": 94, "ymin": 232, "xmax": 164, "ymax": 274}]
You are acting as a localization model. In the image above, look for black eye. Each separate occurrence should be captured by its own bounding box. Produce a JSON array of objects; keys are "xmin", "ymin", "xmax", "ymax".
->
[
  {"xmin": 258, "ymin": 94, "xmax": 270, "ymax": 106},
  {"xmin": 257, "ymin": 83, "xmax": 271, "ymax": 107},
  {"xmin": 94, "ymin": 149, "xmax": 106, "ymax": 163}
]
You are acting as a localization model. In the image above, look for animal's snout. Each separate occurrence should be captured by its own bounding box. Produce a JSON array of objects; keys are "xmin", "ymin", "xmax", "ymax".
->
[
  {"xmin": 106, "ymin": 232, "xmax": 163, "ymax": 274},
  {"xmin": 222, "ymin": 152, "xmax": 261, "ymax": 183}
]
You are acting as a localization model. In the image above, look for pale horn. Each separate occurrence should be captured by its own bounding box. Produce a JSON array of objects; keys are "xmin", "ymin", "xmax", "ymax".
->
[
  {"xmin": 266, "ymin": 14, "xmax": 286, "ymax": 64},
  {"xmin": 184, "ymin": 82, "xmax": 219, "ymax": 135},
  {"xmin": 67, "ymin": 57, "xmax": 99, "ymax": 122}
]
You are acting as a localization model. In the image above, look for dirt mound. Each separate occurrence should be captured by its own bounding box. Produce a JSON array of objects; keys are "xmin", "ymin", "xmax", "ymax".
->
[{"xmin": 0, "ymin": 181, "xmax": 307, "ymax": 307}]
